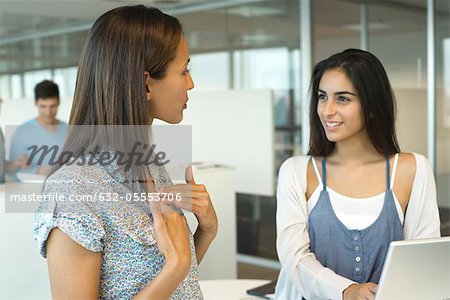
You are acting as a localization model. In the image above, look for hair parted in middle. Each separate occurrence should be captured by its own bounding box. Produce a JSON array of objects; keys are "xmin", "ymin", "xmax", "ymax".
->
[{"xmin": 307, "ymin": 48, "xmax": 400, "ymax": 157}]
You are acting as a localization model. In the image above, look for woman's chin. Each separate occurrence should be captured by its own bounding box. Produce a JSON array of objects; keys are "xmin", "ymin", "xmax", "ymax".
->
[
  {"xmin": 157, "ymin": 114, "xmax": 183, "ymax": 124},
  {"xmin": 324, "ymin": 132, "xmax": 338, "ymax": 142}
]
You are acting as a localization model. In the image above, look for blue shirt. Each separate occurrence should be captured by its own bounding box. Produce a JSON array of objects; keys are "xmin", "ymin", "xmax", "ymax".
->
[{"xmin": 9, "ymin": 119, "xmax": 67, "ymax": 176}]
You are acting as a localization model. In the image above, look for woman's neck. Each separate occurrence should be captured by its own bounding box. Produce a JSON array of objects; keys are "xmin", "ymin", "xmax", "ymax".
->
[{"xmin": 329, "ymin": 134, "xmax": 383, "ymax": 164}]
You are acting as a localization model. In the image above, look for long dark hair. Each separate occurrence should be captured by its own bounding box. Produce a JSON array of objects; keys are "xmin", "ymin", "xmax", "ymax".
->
[
  {"xmin": 307, "ymin": 48, "xmax": 400, "ymax": 156},
  {"xmin": 71, "ymin": 5, "xmax": 182, "ymax": 126},
  {"xmin": 47, "ymin": 6, "xmax": 183, "ymax": 184}
]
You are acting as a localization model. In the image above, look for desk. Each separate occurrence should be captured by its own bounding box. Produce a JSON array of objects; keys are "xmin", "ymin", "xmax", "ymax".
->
[{"xmin": 199, "ymin": 279, "xmax": 273, "ymax": 300}]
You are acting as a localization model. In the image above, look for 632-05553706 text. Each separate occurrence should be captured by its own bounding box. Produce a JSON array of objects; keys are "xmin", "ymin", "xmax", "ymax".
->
[{"xmin": 8, "ymin": 192, "xmax": 182, "ymax": 202}]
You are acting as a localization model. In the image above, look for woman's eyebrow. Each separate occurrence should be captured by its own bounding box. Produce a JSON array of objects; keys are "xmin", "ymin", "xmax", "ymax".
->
[
  {"xmin": 335, "ymin": 91, "xmax": 357, "ymax": 96},
  {"xmin": 318, "ymin": 88, "xmax": 356, "ymax": 96}
]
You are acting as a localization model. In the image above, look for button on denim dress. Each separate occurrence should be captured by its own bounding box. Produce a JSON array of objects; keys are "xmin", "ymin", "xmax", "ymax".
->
[{"xmin": 308, "ymin": 157, "xmax": 403, "ymax": 284}]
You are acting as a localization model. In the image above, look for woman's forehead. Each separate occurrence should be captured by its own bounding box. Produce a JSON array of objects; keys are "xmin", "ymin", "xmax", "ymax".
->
[{"xmin": 319, "ymin": 69, "xmax": 356, "ymax": 92}]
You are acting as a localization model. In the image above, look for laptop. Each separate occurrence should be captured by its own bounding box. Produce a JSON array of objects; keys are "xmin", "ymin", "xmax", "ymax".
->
[
  {"xmin": 375, "ymin": 237, "xmax": 450, "ymax": 300},
  {"xmin": 246, "ymin": 280, "xmax": 276, "ymax": 299}
]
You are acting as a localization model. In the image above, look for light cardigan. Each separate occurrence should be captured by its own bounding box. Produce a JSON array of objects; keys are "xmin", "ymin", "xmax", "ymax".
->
[{"xmin": 275, "ymin": 153, "xmax": 441, "ymax": 300}]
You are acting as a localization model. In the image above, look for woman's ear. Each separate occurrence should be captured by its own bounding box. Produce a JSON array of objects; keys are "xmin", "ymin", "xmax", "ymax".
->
[{"xmin": 144, "ymin": 71, "xmax": 152, "ymax": 101}]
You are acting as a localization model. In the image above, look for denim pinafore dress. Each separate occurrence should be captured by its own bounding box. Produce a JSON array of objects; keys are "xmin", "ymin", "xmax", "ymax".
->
[{"xmin": 307, "ymin": 157, "xmax": 404, "ymax": 284}]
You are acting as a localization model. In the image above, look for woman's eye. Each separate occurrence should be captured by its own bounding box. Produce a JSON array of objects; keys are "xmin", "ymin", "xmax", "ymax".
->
[
  {"xmin": 183, "ymin": 67, "xmax": 190, "ymax": 75},
  {"xmin": 318, "ymin": 94, "xmax": 327, "ymax": 101},
  {"xmin": 338, "ymin": 96, "xmax": 349, "ymax": 102}
]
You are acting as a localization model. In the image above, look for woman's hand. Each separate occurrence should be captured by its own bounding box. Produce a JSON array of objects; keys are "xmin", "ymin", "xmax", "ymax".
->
[
  {"xmin": 134, "ymin": 202, "xmax": 191, "ymax": 300},
  {"xmin": 343, "ymin": 283, "xmax": 377, "ymax": 300},
  {"xmin": 151, "ymin": 202, "xmax": 191, "ymax": 274},
  {"xmin": 159, "ymin": 166, "xmax": 218, "ymax": 237},
  {"xmin": 158, "ymin": 166, "xmax": 218, "ymax": 264}
]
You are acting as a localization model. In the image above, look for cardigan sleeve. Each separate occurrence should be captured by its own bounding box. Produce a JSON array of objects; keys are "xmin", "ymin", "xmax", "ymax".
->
[
  {"xmin": 276, "ymin": 156, "xmax": 355, "ymax": 300},
  {"xmin": 403, "ymin": 153, "xmax": 441, "ymax": 239}
]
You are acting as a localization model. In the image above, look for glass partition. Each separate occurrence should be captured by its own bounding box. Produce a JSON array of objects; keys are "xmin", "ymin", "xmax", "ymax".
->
[{"xmin": 436, "ymin": 1, "xmax": 450, "ymax": 236}]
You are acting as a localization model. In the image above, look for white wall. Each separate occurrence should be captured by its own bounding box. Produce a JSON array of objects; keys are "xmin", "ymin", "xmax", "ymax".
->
[{"xmin": 154, "ymin": 89, "xmax": 275, "ymax": 197}]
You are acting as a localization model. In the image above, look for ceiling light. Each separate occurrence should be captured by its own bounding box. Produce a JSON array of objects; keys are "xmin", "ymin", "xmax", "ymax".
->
[
  {"xmin": 343, "ymin": 22, "xmax": 391, "ymax": 31},
  {"xmin": 226, "ymin": 5, "xmax": 284, "ymax": 18}
]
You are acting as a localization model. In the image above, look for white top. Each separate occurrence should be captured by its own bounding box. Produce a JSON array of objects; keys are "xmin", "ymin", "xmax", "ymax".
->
[
  {"xmin": 275, "ymin": 153, "xmax": 441, "ymax": 300},
  {"xmin": 308, "ymin": 154, "xmax": 404, "ymax": 230}
]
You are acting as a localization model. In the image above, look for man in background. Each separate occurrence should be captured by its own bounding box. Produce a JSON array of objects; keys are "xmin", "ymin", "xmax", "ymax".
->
[{"xmin": 9, "ymin": 80, "xmax": 68, "ymax": 178}]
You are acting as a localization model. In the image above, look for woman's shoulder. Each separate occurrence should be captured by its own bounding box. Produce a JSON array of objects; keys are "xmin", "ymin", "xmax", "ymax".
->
[
  {"xmin": 397, "ymin": 152, "xmax": 431, "ymax": 177},
  {"xmin": 397, "ymin": 152, "xmax": 416, "ymax": 173},
  {"xmin": 47, "ymin": 163, "xmax": 91, "ymax": 182},
  {"xmin": 45, "ymin": 159, "xmax": 121, "ymax": 189},
  {"xmin": 280, "ymin": 155, "xmax": 312, "ymax": 172},
  {"xmin": 278, "ymin": 155, "xmax": 313, "ymax": 190},
  {"xmin": 282, "ymin": 155, "xmax": 312, "ymax": 166},
  {"xmin": 395, "ymin": 152, "xmax": 434, "ymax": 196}
]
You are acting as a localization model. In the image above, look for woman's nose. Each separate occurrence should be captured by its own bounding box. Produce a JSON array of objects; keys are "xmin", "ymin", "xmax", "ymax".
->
[
  {"xmin": 187, "ymin": 73, "xmax": 194, "ymax": 90},
  {"xmin": 323, "ymin": 100, "xmax": 336, "ymax": 116}
]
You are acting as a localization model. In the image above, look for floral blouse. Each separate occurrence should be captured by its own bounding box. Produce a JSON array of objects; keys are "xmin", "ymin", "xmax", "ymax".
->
[{"xmin": 33, "ymin": 157, "xmax": 203, "ymax": 299}]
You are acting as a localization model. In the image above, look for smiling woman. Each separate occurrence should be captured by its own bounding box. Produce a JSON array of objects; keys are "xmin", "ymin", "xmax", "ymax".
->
[
  {"xmin": 32, "ymin": 5, "xmax": 217, "ymax": 300},
  {"xmin": 316, "ymin": 69, "xmax": 365, "ymax": 144},
  {"xmin": 275, "ymin": 49, "xmax": 440, "ymax": 300}
]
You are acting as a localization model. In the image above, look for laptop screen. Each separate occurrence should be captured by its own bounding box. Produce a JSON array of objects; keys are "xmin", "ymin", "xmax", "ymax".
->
[{"xmin": 375, "ymin": 237, "xmax": 450, "ymax": 300}]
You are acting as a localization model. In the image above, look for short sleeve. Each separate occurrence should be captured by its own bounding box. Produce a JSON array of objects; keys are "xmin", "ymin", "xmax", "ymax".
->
[{"xmin": 33, "ymin": 176, "xmax": 106, "ymax": 258}]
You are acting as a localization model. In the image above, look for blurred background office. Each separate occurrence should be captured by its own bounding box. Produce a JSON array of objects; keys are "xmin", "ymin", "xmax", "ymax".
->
[{"xmin": 0, "ymin": 0, "xmax": 449, "ymax": 295}]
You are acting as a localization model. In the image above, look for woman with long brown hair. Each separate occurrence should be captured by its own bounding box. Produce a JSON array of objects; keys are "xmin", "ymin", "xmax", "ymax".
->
[
  {"xmin": 33, "ymin": 5, "xmax": 217, "ymax": 299},
  {"xmin": 275, "ymin": 49, "xmax": 440, "ymax": 300}
]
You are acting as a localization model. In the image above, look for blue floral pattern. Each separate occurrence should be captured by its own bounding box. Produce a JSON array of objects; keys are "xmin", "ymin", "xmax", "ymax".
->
[{"xmin": 33, "ymin": 157, "xmax": 202, "ymax": 299}]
